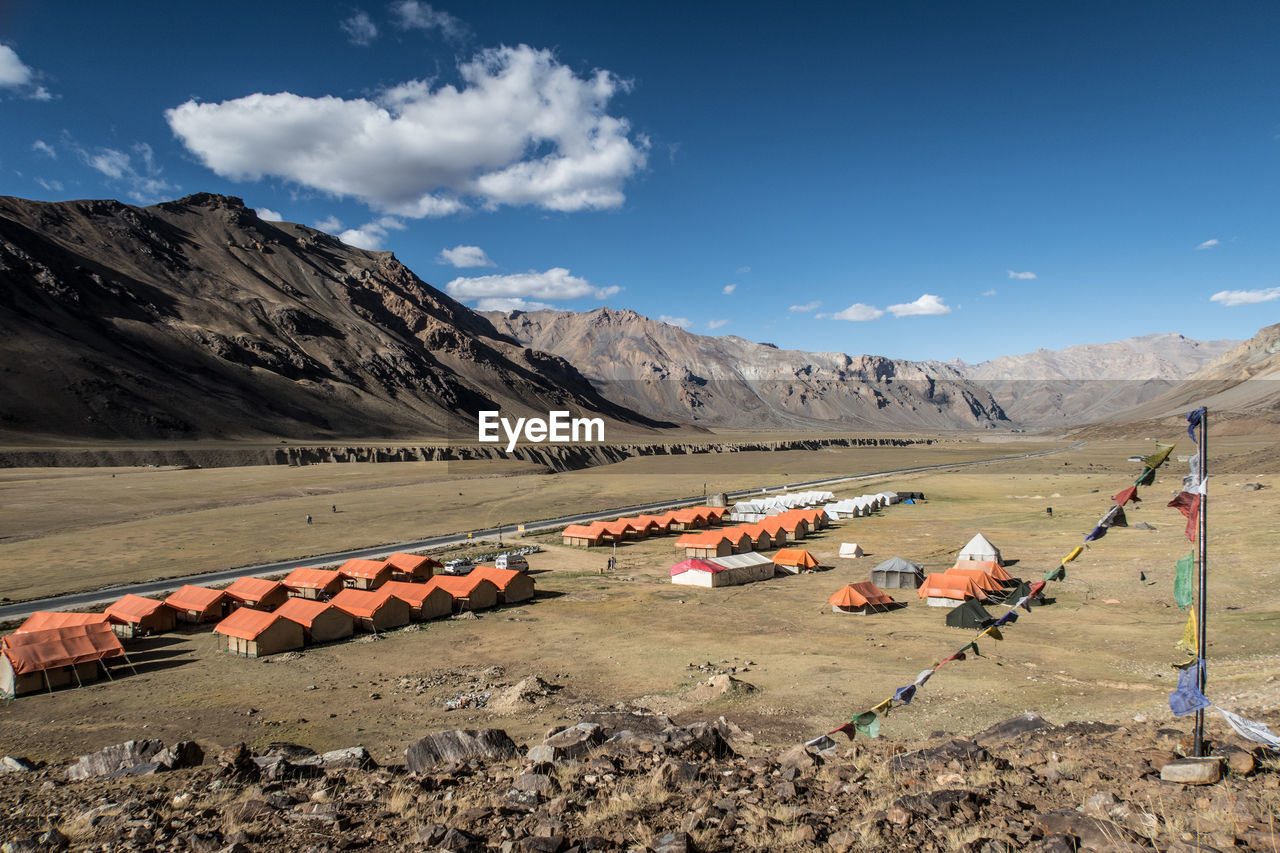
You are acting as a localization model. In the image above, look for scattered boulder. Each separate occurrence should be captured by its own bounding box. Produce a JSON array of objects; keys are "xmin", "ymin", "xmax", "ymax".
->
[
  {"xmin": 528, "ymin": 723, "xmax": 606, "ymax": 764},
  {"xmin": 1242, "ymin": 483, "xmax": 1263, "ymax": 491},
  {"xmin": 890, "ymin": 739, "xmax": 987, "ymax": 771},
  {"xmin": 0, "ymin": 756, "xmax": 35, "ymax": 773},
  {"xmin": 65, "ymin": 739, "xmax": 165, "ymax": 780},
  {"xmin": 1160, "ymin": 757, "xmax": 1223, "ymax": 785},
  {"xmin": 688, "ymin": 673, "xmax": 756, "ymax": 701},
  {"xmin": 405, "ymin": 730, "xmax": 518, "ymax": 774},
  {"xmin": 976, "ymin": 713, "xmax": 1053, "ymax": 744}
]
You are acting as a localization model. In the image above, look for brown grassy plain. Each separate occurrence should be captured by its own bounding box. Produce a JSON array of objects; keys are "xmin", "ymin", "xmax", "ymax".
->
[{"xmin": 1, "ymin": 433, "xmax": 1277, "ymax": 768}]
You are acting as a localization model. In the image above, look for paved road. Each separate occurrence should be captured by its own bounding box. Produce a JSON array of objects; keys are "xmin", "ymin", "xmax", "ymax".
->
[{"xmin": 0, "ymin": 441, "xmax": 1082, "ymax": 621}]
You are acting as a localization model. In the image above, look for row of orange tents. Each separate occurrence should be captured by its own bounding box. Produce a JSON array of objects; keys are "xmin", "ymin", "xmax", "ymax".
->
[
  {"xmin": 673, "ymin": 507, "xmax": 829, "ymax": 558},
  {"xmin": 562, "ymin": 505, "xmax": 729, "ymax": 546}
]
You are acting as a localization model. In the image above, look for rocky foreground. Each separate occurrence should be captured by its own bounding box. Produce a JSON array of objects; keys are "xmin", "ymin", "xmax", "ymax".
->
[{"xmin": 1, "ymin": 709, "xmax": 1276, "ymax": 853}]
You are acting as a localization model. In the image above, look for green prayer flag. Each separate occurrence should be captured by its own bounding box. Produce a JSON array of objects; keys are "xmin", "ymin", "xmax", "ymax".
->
[
  {"xmin": 854, "ymin": 711, "xmax": 880, "ymax": 738},
  {"xmin": 1045, "ymin": 565, "xmax": 1066, "ymax": 582},
  {"xmin": 1135, "ymin": 466, "xmax": 1157, "ymax": 487},
  {"xmin": 1174, "ymin": 552, "xmax": 1194, "ymax": 610}
]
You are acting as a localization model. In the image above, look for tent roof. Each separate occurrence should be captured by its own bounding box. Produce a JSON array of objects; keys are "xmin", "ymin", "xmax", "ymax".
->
[
  {"xmin": 839, "ymin": 543, "xmax": 864, "ymax": 557},
  {"xmin": 917, "ymin": 573, "xmax": 987, "ymax": 601},
  {"xmin": 705, "ymin": 553, "xmax": 776, "ymax": 571},
  {"xmin": 338, "ymin": 558, "xmax": 391, "ymax": 580},
  {"xmin": 674, "ymin": 530, "xmax": 745, "ymax": 548},
  {"xmin": 330, "ymin": 587, "xmax": 397, "ymax": 618},
  {"xmin": 959, "ymin": 533, "xmax": 1001, "ymax": 557},
  {"xmin": 773, "ymin": 548, "xmax": 819, "ymax": 568},
  {"xmin": 563, "ymin": 523, "xmax": 607, "ymax": 537},
  {"xmin": 2, "ymin": 623, "xmax": 124, "ymax": 675},
  {"xmin": 872, "ymin": 556, "xmax": 924, "ymax": 574},
  {"xmin": 16, "ymin": 611, "xmax": 109, "ymax": 634},
  {"xmin": 164, "ymin": 585, "xmax": 226, "ymax": 611},
  {"xmin": 106, "ymin": 594, "xmax": 168, "ymax": 623},
  {"xmin": 942, "ymin": 567, "xmax": 1004, "ymax": 592},
  {"xmin": 385, "ymin": 552, "xmax": 441, "ymax": 572},
  {"xmin": 283, "ymin": 568, "xmax": 344, "ymax": 589},
  {"xmin": 669, "ymin": 558, "xmax": 722, "ymax": 576},
  {"xmin": 829, "ymin": 582, "xmax": 895, "ymax": 608},
  {"xmin": 214, "ymin": 607, "xmax": 286, "ymax": 641},
  {"xmin": 274, "ymin": 597, "xmax": 342, "ymax": 627},
  {"xmin": 949, "ymin": 560, "xmax": 1013, "ymax": 582},
  {"xmin": 633, "ymin": 514, "xmax": 671, "ymax": 526},
  {"xmin": 599, "ymin": 520, "xmax": 638, "ymax": 535},
  {"xmin": 379, "ymin": 580, "xmax": 448, "ymax": 606},
  {"xmin": 470, "ymin": 565, "xmax": 529, "ymax": 591},
  {"xmin": 224, "ymin": 576, "xmax": 285, "ymax": 602},
  {"xmin": 425, "ymin": 575, "xmax": 497, "ymax": 598}
]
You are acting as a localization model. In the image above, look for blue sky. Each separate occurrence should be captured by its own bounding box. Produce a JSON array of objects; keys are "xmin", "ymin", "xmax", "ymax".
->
[{"xmin": 2, "ymin": 1, "xmax": 1278, "ymax": 362}]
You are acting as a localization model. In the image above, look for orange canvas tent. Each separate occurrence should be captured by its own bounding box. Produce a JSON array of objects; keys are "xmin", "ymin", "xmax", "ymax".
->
[
  {"xmin": 282, "ymin": 568, "xmax": 345, "ymax": 599},
  {"xmin": 105, "ymin": 594, "xmax": 176, "ymax": 637},
  {"xmin": 337, "ymin": 558, "xmax": 392, "ymax": 590},
  {"xmin": 214, "ymin": 608, "xmax": 303, "ymax": 658},
  {"xmin": 917, "ymin": 573, "xmax": 988, "ymax": 606},
  {"xmin": 470, "ymin": 566, "xmax": 536, "ymax": 604},
  {"xmin": 274, "ymin": 598, "xmax": 354, "ymax": 643},
  {"xmin": 16, "ymin": 611, "xmax": 109, "ymax": 634},
  {"xmin": 164, "ymin": 585, "xmax": 228, "ymax": 623},
  {"xmin": 949, "ymin": 560, "xmax": 1014, "ymax": 583},
  {"xmin": 562, "ymin": 523, "xmax": 608, "ymax": 547},
  {"xmin": 380, "ymin": 580, "xmax": 454, "ymax": 620},
  {"xmin": 828, "ymin": 582, "xmax": 896, "ymax": 613},
  {"xmin": 223, "ymin": 577, "xmax": 290, "ymax": 610},
  {"xmin": 2, "ymin": 623, "xmax": 130, "ymax": 697},
  {"xmin": 943, "ymin": 567, "xmax": 1005, "ymax": 594},
  {"xmin": 384, "ymin": 552, "xmax": 441, "ymax": 582},
  {"xmin": 773, "ymin": 548, "xmax": 820, "ymax": 571},
  {"xmin": 425, "ymin": 575, "xmax": 499, "ymax": 611},
  {"xmin": 330, "ymin": 588, "xmax": 411, "ymax": 632}
]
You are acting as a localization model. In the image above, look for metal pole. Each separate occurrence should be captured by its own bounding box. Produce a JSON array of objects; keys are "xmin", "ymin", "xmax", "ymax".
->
[{"xmin": 1194, "ymin": 409, "xmax": 1208, "ymax": 757}]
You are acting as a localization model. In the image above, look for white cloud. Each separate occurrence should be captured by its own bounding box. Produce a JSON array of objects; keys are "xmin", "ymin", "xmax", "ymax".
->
[
  {"xmin": 474, "ymin": 297, "xmax": 553, "ymax": 312},
  {"xmin": 31, "ymin": 139, "xmax": 55, "ymax": 159},
  {"xmin": 341, "ymin": 11, "xmax": 379, "ymax": 45},
  {"xmin": 707, "ymin": 319, "xmax": 728, "ymax": 330},
  {"xmin": 886, "ymin": 293, "xmax": 951, "ymax": 317},
  {"xmin": 256, "ymin": 207, "xmax": 283, "ymax": 222},
  {"xmin": 166, "ymin": 45, "xmax": 645, "ymax": 218},
  {"xmin": 338, "ymin": 215, "xmax": 405, "ymax": 250},
  {"xmin": 80, "ymin": 142, "xmax": 176, "ymax": 203},
  {"xmin": 789, "ymin": 301, "xmax": 820, "ymax": 312},
  {"xmin": 437, "ymin": 244, "xmax": 495, "ymax": 267},
  {"xmin": 1007, "ymin": 270, "xmax": 1036, "ymax": 280},
  {"xmin": 981, "ymin": 289, "xmax": 997, "ymax": 297},
  {"xmin": 314, "ymin": 215, "xmax": 344, "ymax": 233},
  {"xmin": 722, "ymin": 283, "xmax": 736, "ymax": 295},
  {"xmin": 391, "ymin": 0, "xmax": 468, "ymax": 40},
  {"xmin": 35, "ymin": 177, "xmax": 63, "ymax": 191},
  {"xmin": 1209, "ymin": 286, "xmax": 1280, "ymax": 307},
  {"xmin": 0, "ymin": 43, "xmax": 32, "ymax": 88},
  {"xmin": 827, "ymin": 303, "xmax": 884, "ymax": 322},
  {"xmin": 1196, "ymin": 238, "xmax": 1220, "ymax": 250},
  {"xmin": 445, "ymin": 267, "xmax": 618, "ymax": 303},
  {"xmin": 659, "ymin": 315, "xmax": 693, "ymax": 330},
  {"xmin": 736, "ymin": 266, "xmax": 750, "ymax": 274}
]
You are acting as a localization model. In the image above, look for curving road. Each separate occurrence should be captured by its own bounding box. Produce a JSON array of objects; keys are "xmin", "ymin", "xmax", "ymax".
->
[{"xmin": 0, "ymin": 441, "xmax": 1082, "ymax": 621}]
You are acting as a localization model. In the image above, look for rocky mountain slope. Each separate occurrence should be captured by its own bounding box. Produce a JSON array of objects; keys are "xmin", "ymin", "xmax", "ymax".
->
[
  {"xmin": 946, "ymin": 334, "xmax": 1239, "ymax": 427},
  {"xmin": 0, "ymin": 194, "xmax": 670, "ymax": 441},
  {"xmin": 485, "ymin": 308, "xmax": 1012, "ymax": 431}
]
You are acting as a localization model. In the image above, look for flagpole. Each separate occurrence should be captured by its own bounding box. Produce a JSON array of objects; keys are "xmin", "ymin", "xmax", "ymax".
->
[{"xmin": 1194, "ymin": 408, "xmax": 1208, "ymax": 758}]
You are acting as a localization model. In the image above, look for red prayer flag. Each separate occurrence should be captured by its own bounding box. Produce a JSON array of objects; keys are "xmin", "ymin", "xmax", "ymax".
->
[
  {"xmin": 829, "ymin": 721, "xmax": 859, "ymax": 740},
  {"xmin": 1167, "ymin": 491, "xmax": 1201, "ymax": 542},
  {"xmin": 1113, "ymin": 485, "xmax": 1141, "ymax": 506}
]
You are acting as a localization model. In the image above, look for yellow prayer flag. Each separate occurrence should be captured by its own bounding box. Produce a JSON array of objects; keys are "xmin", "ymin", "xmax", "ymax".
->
[
  {"xmin": 1176, "ymin": 609, "xmax": 1197, "ymax": 654},
  {"xmin": 1063, "ymin": 545, "xmax": 1084, "ymax": 564}
]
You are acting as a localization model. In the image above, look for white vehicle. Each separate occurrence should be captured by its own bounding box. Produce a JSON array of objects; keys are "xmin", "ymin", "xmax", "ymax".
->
[
  {"xmin": 494, "ymin": 552, "xmax": 528, "ymax": 572},
  {"xmin": 443, "ymin": 558, "xmax": 475, "ymax": 575}
]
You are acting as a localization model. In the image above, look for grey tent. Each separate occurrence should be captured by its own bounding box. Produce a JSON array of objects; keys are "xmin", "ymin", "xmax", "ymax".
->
[
  {"xmin": 870, "ymin": 557, "xmax": 925, "ymax": 590},
  {"xmin": 1007, "ymin": 580, "xmax": 1048, "ymax": 608},
  {"xmin": 946, "ymin": 598, "xmax": 993, "ymax": 629}
]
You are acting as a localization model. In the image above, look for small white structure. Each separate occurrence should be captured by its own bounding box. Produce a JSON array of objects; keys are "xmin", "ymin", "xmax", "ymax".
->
[
  {"xmin": 669, "ymin": 553, "xmax": 777, "ymax": 588},
  {"xmin": 957, "ymin": 532, "xmax": 1002, "ymax": 565},
  {"xmin": 839, "ymin": 543, "xmax": 865, "ymax": 559}
]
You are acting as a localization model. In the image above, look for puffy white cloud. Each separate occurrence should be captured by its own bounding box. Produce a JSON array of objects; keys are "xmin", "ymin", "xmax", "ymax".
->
[
  {"xmin": 341, "ymin": 11, "xmax": 378, "ymax": 45},
  {"xmin": 437, "ymin": 244, "xmax": 495, "ymax": 267},
  {"xmin": 659, "ymin": 315, "xmax": 693, "ymax": 330},
  {"xmin": 31, "ymin": 139, "xmax": 55, "ymax": 159},
  {"xmin": 1007, "ymin": 270, "xmax": 1036, "ymax": 280},
  {"xmin": 338, "ymin": 215, "xmax": 405, "ymax": 250},
  {"xmin": 789, "ymin": 301, "xmax": 820, "ymax": 312},
  {"xmin": 0, "ymin": 43, "xmax": 33, "ymax": 88},
  {"xmin": 81, "ymin": 142, "xmax": 176, "ymax": 203},
  {"xmin": 474, "ymin": 297, "xmax": 553, "ymax": 312},
  {"xmin": 886, "ymin": 294, "xmax": 950, "ymax": 317},
  {"xmin": 166, "ymin": 45, "xmax": 645, "ymax": 217},
  {"xmin": 445, "ymin": 267, "xmax": 618, "ymax": 303},
  {"xmin": 256, "ymin": 207, "xmax": 283, "ymax": 221},
  {"xmin": 1210, "ymin": 286, "xmax": 1280, "ymax": 307},
  {"xmin": 982, "ymin": 289, "xmax": 997, "ymax": 297},
  {"xmin": 722, "ymin": 283, "xmax": 736, "ymax": 295},
  {"xmin": 827, "ymin": 303, "xmax": 884, "ymax": 322},
  {"xmin": 707, "ymin": 319, "xmax": 728, "ymax": 330},
  {"xmin": 392, "ymin": 0, "xmax": 467, "ymax": 40},
  {"xmin": 1196, "ymin": 238, "xmax": 1220, "ymax": 250},
  {"xmin": 314, "ymin": 215, "xmax": 344, "ymax": 233}
]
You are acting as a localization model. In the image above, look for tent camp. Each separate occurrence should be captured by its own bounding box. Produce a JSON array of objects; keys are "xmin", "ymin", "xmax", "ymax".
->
[
  {"xmin": 772, "ymin": 548, "xmax": 820, "ymax": 573},
  {"xmin": 164, "ymin": 585, "xmax": 229, "ymax": 624},
  {"xmin": 214, "ymin": 608, "xmax": 304, "ymax": 658},
  {"xmin": 942, "ymin": 567, "xmax": 1005, "ymax": 597},
  {"xmin": 670, "ymin": 553, "xmax": 777, "ymax": 588},
  {"xmin": 562, "ymin": 523, "xmax": 608, "ymax": 547},
  {"xmin": 337, "ymin": 559, "xmax": 392, "ymax": 590},
  {"xmin": 274, "ymin": 598, "xmax": 354, "ymax": 643},
  {"xmin": 1, "ymin": 623, "xmax": 129, "ymax": 698},
  {"xmin": 380, "ymin": 581, "xmax": 454, "ymax": 620},
  {"xmin": 870, "ymin": 557, "xmax": 925, "ymax": 589},
  {"xmin": 839, "ymin": 543, "xmax": 865, "ymax": 559},
  {"xmin": 425, "ymin": 576, "xmax": 499, "ymax": 612},
  {"xmin": 957, "ymin": 533, "xmax": 1003, "ymax": 565},
  {"xmin": 828, "ymin": 582, "xmax": 896, "ymax": 614},
  {"xmin": 948, "ymin": 560, "xmax": 1015, "ymax": 584},
  {"xmin": 105, "ymin": 594, "xmax": 176, "ymax": 639},
  {"xmin": 470, "ymin": 566, "xmax": 536, "ymax": 604},
  {"xmin": 917, "ymin": 573, "xmax": 989, "ymax": 607},
  {"xmin": 384, "ymin": 552, "xmax": 441, "ymax": 582},
  {"xmin": 946, "ymin": 598, "xmax": 993, "ymax": 629},
  {"xmin": 16, "ymin": 611, "xmax": 109, "ymax": 634},
  {"xmin": 282, "ymin": 568, "xmax": 345, "ymax": 600},
  {"xmin": 224, "ymin": 577, "xmax": 290, "ymax": 611},
  {"xmin": 330, "ymin": 588, "xmax": 411, "ymax": 632}
]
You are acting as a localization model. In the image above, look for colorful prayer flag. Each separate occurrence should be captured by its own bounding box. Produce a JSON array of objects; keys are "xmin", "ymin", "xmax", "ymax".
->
[
  {"xmin": 1216, "ymin": 707, "xmax": 1280, "ymax": 751},
  {"xmin": 1169, "ymin": 659, "xmax": 1209, "ymax": 717},
  {"xmin": 1186, "ymin": 407, "xmax": 1204, "ymax": 442},
  {"xmin": 854, "ymin": 711, "xmax": 880, "ymax": 738},
  {"xmin": 893, "ymin": 684, "xmax": 917, "ymax": 705},
  {"xmin": 1143, "ymin": 442, "xmax": 1176, "ymax": 471},
  {"xmin": 1177, "ymin": 609, "xmax": 1197, "ymax": 654},
  {"xmin": 1167, "ymin": 491, "xmax": 1201, "ymax": 542},
  {"xmin": 1174, "ymin": 553, "xmax": 1193, "ymax": 610},
  {"xmin": 1063, "ymin": 545, "xmax": 1084, "ymax": 564},
  {"xmin": 1113, "ymin": 485, "xmax": 1140, "ymax": 506},
  {"xmin": 1084, "ymin": 524, "xmax": 1107, "ymax": 542},
  {"xmin": 1044, "ymin": 565, "xmax": 1066, "ymax": 582}
]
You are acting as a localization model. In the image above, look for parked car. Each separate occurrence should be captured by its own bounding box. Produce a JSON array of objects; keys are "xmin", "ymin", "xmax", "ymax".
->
[
  {"xmin": 494, "ymin": 552, "xmax": 528, "ymax": 572},
  {"xmin": 443, "ymin": 558, "xmax": 475, "ymax": 575}
]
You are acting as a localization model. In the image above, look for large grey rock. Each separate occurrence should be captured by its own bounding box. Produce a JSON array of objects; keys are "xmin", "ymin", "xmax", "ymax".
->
[
  {"xmin": 0, "ymin": 756, "xmax": 35, "ymax": 773},
  {"xmin": 293, "ymin": 746, "xmax": 374, "ymax": 771},
  {"xmin": 154, "ymin": 740, "xmax": 204, "ymax": 770},
  {"xmin": 529, "ymin": 723, "xmax": 606, "ymax": 764},
  {"xmin": 975, "ymin": 713, "xmax": 1052, "ymax": 744},
  {"xmin": 405, "ymin": 730, "xmax": 518, "ymax": 774},
  {"xmin": 667, "ymin": 722, "xmax": 735, "ymax": 758},
  {"xmin": 66, "ymin": 739, "xmax": 165, "ymax": 780},
  {"xmin": 577, "ymin": 709, "xmax": 673, "ymax": 736},
  {"xmin": 889, "ymin": 739, "xmax": 987, "ymax": 771},
  {"xmin": 1035, "ymin": 808, "xmax": 1140, "ymax": 849}
]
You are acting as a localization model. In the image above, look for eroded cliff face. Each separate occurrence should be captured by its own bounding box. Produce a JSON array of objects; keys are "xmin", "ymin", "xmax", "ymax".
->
[
  {"xmin": 485, "ymin": 308, "xmax": 1012, "ymax": 431},
  {"xmin": 0, "ymin": 194, "xmax": 669, "ymax": 441}
]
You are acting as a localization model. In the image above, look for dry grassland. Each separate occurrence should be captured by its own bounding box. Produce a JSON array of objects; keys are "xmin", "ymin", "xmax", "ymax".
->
[{"xmin": 1, "ymin": 435, "xmax": 1277, "ymax": 767}]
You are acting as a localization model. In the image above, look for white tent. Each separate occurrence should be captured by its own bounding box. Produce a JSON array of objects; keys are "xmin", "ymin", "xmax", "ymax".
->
[
  {"xmin": 839, "ymin": 543, "xmax": 865, "ymax": 558},
  {"xmin": 957, "ymin": 533, "xmax": 1002, "ymax": 565},
  {"xmin": 877, "ymin": 491, "xmax": 899, "ymax": 505},
  {"xmin": 671, "ymin": 553, "xmax": 777, "ymax": 588}
]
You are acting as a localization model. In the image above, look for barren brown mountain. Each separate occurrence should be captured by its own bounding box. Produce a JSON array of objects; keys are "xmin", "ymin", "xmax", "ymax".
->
[{"xmin": 0, "ymin": 194, "xmax": 671, "ymax": 442}]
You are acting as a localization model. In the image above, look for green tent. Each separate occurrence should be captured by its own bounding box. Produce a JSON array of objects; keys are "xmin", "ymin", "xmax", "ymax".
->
[{"xmin": 946, "ymin": 598, "xmax": 992, "ymax": 629}]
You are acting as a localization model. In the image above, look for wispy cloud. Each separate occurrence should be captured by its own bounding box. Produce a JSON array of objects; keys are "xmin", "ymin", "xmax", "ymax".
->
[
  {"xmin": 1007, "ymin": 270, "xmax": 1036, "ymax": 280},
  {"xmin": 35, "ymin": 177, "xmax": 62, "ymax": 191},
  {"xmin": 825, "ymin": 303, "xmax": 884, "ymax": 322},
  {"xmin": 707, "ymin": 319, "xmax": 728, "ymax": 330},
  {"xmin": 390, "ymin": 0, "xmax": 468, "ymax": 41},
  {"xmin": 446, "ymin": 267, "xmax": 619, "ymax": 303},
  {"xmin": 314, "ymin": 215, "xmax": 344, "ymax": 233},
  {"xmin": 1195, "ymin": 238, "xmax": 1220, "ymax": 251},
  {"xmin": 722, "ymin": 283, "xmax": 737, "ymax": 295},
  {"xmin": 789, "ymin": 301, "xmax": 821, "ymax": 312},
  {"xmin": 736, "ymin": 265, "xmax": 751, "ymax": 274},
  {"xmin": 31, "ymin": 139, "xmax": 56, "ymax": 159},
  {"xmin": 0, "ymin": 43, "xmax": 52, "ymax": 99},
  {"xmin": 437, "ymin": 245, "xmax": 495, "ymax": 267},
  {"xmin": 340, "ymin": 10, "xmax": 379, "ymax": 46},
  {"xmin": 886, "ymin": 293, "xmax": 951, "ymax": 317},
  {"xmin": 256, "ymin": 207, "xmax": 283, "ymax": 222},
  {"xmin": 79, "ymin": 141, "xmax": 176, "ymax": 203},
  {"xmin": 475, "ymin": 297, "xmax": 553, "ymax": 312},
  {"xmin": 659, "ymin": 315, "xmax": 693, "ymax": 330},
  {"xmin": 1210, "ymin": 286, "xmax": 1280, "ymax": 307},
  {"xmin": 981, "ymin": 289, "xmax": 997, "ymax": 297}
]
